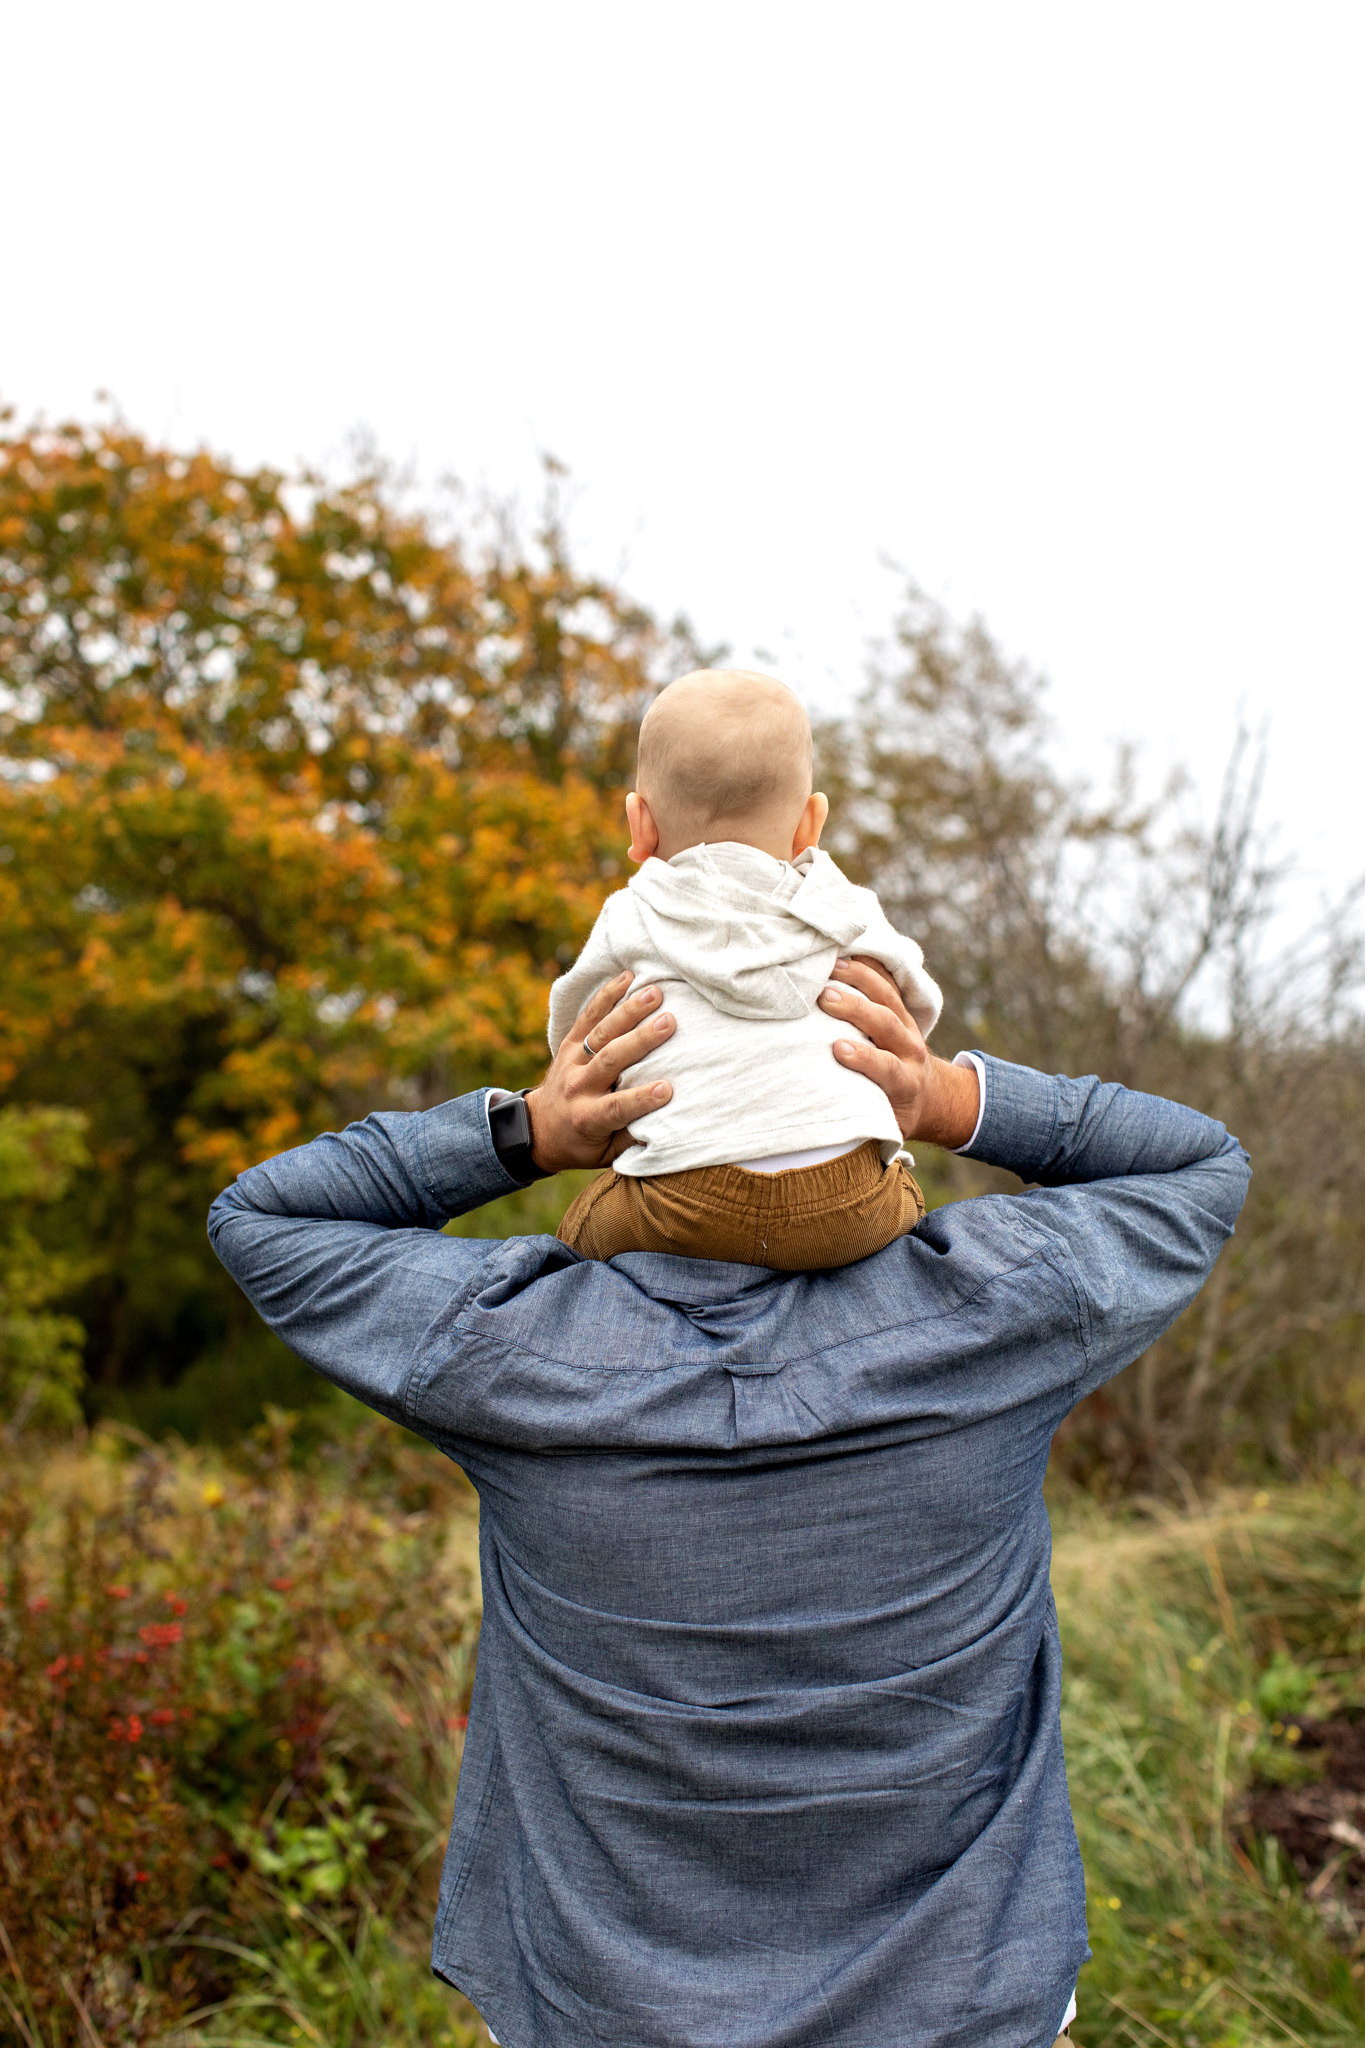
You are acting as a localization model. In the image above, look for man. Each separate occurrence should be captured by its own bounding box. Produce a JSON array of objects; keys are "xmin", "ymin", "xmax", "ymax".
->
[{"xmin": 209, "ymin": 965, "xmax": 1249, "ymax": 2048}]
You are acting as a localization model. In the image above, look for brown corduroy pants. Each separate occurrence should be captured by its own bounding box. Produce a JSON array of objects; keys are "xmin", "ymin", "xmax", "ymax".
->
[{"xmin": 556, "ymin": 1139, "xmax": 925, "ymax": 1272}]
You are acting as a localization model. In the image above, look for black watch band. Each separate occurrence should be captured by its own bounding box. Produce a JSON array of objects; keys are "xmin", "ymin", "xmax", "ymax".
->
[{"xmin": 488, "ymin": 1091, "xmax": 551, "ymax": 1185}]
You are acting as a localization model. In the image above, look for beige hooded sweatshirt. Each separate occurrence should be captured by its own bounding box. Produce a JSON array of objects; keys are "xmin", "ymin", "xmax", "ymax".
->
[{"xmin": 547, "ymin": 843, "xmax": 942, "ymax": 1178}]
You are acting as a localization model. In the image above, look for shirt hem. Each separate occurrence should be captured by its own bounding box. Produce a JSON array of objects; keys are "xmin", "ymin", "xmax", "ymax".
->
[{"xmin": 432, "ymin": 1956, "xmax": 1081, "ymax": 2048}]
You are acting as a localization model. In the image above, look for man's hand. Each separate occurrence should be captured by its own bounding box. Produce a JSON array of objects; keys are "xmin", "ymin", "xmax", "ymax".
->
[
  {"xmin": 525, "ymin": 972, "xmax": 676, "ymax": 1173},
  {"xmin": 817, "ymin": 958, "xmax": 979, "ymax": 1150}
]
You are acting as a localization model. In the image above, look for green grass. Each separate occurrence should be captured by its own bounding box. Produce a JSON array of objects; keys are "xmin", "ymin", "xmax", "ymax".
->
[
  {"xmin": 1052, "ymin": 1482, "xmax": 1365, "ymax": 2045},
  {"xmin": 155, "ymin": 1906, "xmax": 487, "ymax": 2047}
]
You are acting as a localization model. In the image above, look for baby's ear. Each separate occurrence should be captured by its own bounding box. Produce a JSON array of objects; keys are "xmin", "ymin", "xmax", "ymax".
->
[
  {"xmin": 793, "ymin": 791, "xmax": 830, "ymax": 857},
  {"xmin": 626, "ymin": 791, "xmax": 659, "ymax": 864}
]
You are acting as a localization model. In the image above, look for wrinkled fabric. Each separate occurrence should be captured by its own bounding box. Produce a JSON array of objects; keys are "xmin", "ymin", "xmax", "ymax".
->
[
  {"xmin": 208, "ymin": 1055, "xmax": 1250, "ymax": 2048},
  {"xmin": 546, "ymin": 843, "xmax": 943, "ymax": 1175}
]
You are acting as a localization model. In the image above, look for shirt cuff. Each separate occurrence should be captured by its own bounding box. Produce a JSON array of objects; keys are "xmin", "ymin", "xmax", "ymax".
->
[
  {"xmin": 950, "ymin": 1051, "xmax": 987, "ymax": 1155},
  {"xmin": 412, "ymin": 1091, "xmax": 526, "ymax": 1217}
]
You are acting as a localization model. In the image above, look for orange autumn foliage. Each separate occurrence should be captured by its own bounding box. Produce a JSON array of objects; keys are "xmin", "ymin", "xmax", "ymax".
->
[{"xmin": 1, "ymin": 720, "xmax": 622, "ymax": 1176}]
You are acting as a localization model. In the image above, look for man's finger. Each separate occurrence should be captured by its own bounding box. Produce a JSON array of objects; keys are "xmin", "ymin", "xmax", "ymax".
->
[
  {"xmin": 588, "ymin": 979, "xmax": 664, "ymax": 1045},
  {"xmin": 830, "ymin": 956, "xmax": 910, "ymax": 1021},
  {"xmin": 830, "ymin": 1034, "xmax": 889, "ymax": 1074},
  {"xmin": 818, "ymin": 983, "xmax": 915, "ymax": 1055},
  {"xmin": 579, "ymin": 1080, "xmax": 672, "ymax": 1133},
  {"xmin": 573, "ymin": 971, "xmax": 640, "ymax": 1049},
  {"xmin": 831, "ymin": 1037, "xmax": 908, "ymax": 1100},
  {"xmin": 589, "ymin": 1008, "xmax": 675, "ymax": 1079}
]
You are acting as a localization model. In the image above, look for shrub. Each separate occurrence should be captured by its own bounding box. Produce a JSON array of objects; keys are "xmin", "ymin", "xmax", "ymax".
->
[{"xmin": 0, "ymin": 1414, "xmax": 484, "ymax": 2045}]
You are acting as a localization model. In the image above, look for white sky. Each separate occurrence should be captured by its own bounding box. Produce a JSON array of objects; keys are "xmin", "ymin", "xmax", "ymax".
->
[{"xmin": 4, "ymin": 1, "xmax": 1362, "ymax": 925}]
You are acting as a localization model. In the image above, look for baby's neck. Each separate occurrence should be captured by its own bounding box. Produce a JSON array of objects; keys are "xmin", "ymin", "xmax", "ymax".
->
[{"xmin": 656, "ymin": 827, "xmax": 804, "ymax": 863}]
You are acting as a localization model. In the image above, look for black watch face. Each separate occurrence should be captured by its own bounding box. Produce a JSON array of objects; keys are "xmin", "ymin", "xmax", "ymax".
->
[
  {"xmin": 502, "ymin": 1097, "xmax": 531, "ymax": 1153},
  {"xmin": 491, "ymin": 1094, "xmax": 538, "ymax": 1177}
]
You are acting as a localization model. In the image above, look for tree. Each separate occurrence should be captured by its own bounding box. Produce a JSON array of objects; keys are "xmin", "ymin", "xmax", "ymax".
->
[
  {"xmin": 821, "ymin": 585, "xmax": 1365, "ymax": 1489},
  {"xmin": 0, "ymin": 415, "xmax": 706, "ymax": 789},
  {"xmin": 0, "ymin": 413, "xmax": 699, "ymax": 1409}
]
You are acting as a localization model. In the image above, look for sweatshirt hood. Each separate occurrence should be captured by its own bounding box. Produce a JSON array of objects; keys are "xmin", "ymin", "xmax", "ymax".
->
[{"xmin": 627, "ymin": 844, "xmax": 869, "ymax": 1021}]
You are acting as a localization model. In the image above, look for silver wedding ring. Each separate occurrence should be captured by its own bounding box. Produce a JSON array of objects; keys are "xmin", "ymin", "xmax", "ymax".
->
[{"xmin": 583, "ymin": 1035, "xmax": 598, "ymax": 1059}]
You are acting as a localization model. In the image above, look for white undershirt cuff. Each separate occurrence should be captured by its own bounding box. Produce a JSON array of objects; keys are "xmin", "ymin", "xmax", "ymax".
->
[{"xmin": 950, "ymin": 1051, "xmax": 987, "ymax": 1155}]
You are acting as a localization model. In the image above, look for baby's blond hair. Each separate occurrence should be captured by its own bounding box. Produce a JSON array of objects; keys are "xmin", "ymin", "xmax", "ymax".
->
[{"xmin": 636, "ymin": 669, "xmax": 812, "ymax": 842}]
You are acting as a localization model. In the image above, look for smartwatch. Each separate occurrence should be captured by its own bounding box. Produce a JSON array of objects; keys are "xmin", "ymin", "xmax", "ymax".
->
[{"xmin": 488, "ymin": 1091, "xmax": 551, "ymax": 1184}]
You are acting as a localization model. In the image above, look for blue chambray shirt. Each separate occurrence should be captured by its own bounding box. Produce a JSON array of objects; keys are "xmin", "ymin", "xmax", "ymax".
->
[{"xmin": 208, "ymin": 1054, "xmax": 1249, "ymax": 2048}]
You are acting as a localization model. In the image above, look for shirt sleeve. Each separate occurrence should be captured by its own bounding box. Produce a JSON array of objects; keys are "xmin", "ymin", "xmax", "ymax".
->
[
  {"xmin": 206, "ymin": 1092, "xmax": 529, "ymax": 1429},
  {"xmin": 959, "ymin": 1052, "xmax": 1251, "ymax": 1399}
]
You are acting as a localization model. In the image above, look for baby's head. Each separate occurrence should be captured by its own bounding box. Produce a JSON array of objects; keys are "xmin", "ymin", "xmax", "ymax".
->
[{"xmin": 627, "ymin": 669, "xmax": 828, "ymax": 865}]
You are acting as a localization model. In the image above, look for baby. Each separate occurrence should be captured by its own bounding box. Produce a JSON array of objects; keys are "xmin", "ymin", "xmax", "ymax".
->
[{"xmin": 550, "ymin": 668, "xmax": 943, "ymax": 1271}]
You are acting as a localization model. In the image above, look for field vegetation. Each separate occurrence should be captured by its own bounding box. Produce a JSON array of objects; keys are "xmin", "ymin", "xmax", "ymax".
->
[
  {"xmin": 2, "ymin": 409, "xmax": 1364, "ymax": 2041},
  {"xmin": 3, "ymin": 1426, "xmax": 1363, "ymax": 2045}
]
